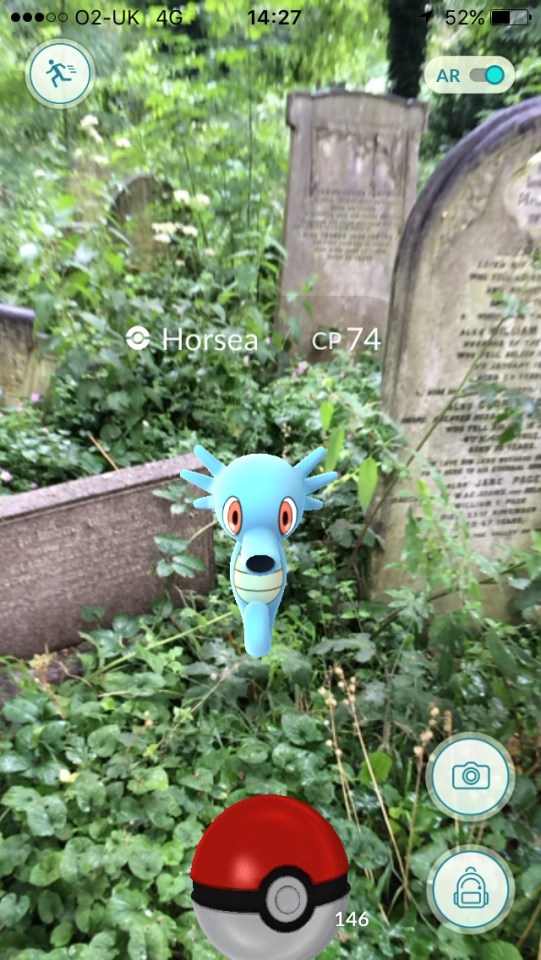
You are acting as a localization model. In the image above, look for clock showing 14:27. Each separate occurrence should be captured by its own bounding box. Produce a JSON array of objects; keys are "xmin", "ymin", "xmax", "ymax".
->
[{"xmin": 248, "ymin": 9, "xmax": 302, "ymax": 24}]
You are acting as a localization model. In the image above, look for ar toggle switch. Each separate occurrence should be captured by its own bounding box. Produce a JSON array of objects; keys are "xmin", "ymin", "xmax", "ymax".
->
[
  {"xmin": 470, "ymin": 64, "xmax": 506, "ymax": 85},
  {"xmin": 424, "ymin": 56, "xmax": 515, "ymax": 94}
]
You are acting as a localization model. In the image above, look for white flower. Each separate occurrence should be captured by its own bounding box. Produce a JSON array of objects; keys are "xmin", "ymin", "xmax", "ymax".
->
[
  {"xmin": 115, "ymin": 137, "xmax": 132, "ymax": 149},
  {"xmin": 152, "ymin": 221, "xmax": 178, "ymax": 236},
  {"xmin": 89, "ymin": 127, "xmax": 104, "ymax": 144},
  {"xmin": 80, "ymin": 114, "xmax": 99, "ymax": 129},
  {"xmin": 174, "ymin": 189, "xmax": 190, "ymax": 204},
  {"xmin": 59, "ymin": 768, "xmax": 79, "ymax": 783},
  {"xmin": 19, "ymin": 242, "xmax": 39, "ymax": 260},
  {"xmin": 203, "ymin": 247, "xmax": 216, "ymax": 257},
  {"xmin": 93, "ymin": 154, "xmax": 109, "ymax": 167},
  {"xmin": 194, "ymin": 193, "xmax": 210, "ymax": 205},
  {"xmin": 175, "ymin": 259, "xmax": 185, "ymax": 266},
  {"xmin": 180, "ymin": 224, "xmax": 198, "ymax": 237},
  {"xmin": 154, "ymin": 233, "xmax": 172, "ymax": 244},
  {"xmin": 34, "ymin": 169, "xmax": 47, "ymax": 178}
]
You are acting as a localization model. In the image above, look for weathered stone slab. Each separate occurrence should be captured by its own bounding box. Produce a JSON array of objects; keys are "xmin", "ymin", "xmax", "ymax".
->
[
  {"xmin": 0, "ymin": 305, "xmax": 56, "ymax": 405},
  {"xmin": 68, "ymin": 154, "xmax": 109, "ymax": 226},
  {"xmin": 374, "ymin": 98, "xmax": 541, "ymax": 618},
  {"xmin": 277, "ymin": 91, "xmax": 427, "ymax": 359},
  {"xmin": 111, "ymin": 173, "xmax": 172, "ymax": 268},
  {"xmin": 0, "ymin": 454, "xmax": 214, "ymax": 657}
]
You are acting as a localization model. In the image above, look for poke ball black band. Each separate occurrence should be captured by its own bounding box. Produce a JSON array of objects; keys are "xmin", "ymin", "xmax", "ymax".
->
[{"xmin": 192, "ymin": 866, "xmax": 350, "ymax": 933}]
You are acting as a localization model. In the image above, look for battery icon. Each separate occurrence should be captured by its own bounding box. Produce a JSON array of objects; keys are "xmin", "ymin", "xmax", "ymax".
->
[{"xmin": 490, "ymin": 9, "xmax": 532, "ymax": 24}]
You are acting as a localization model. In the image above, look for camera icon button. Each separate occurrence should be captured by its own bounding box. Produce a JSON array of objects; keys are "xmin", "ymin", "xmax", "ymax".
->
[
  {"xmin": 426, "ymin": 733, "xmax": 515, "ymax": 822},
  {"xmin": 451, "ymin": 760, "xmax": 490, "ymax": 790}
]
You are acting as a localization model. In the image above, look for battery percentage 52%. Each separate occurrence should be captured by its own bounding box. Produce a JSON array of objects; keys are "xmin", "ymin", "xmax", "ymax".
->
[{"xmin": 445, "ymin": 9, "xmax": 485, "ymax": 23}]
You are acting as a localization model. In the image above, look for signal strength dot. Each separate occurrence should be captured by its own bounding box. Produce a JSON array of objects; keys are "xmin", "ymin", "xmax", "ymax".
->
[{"xmin": 11, "ymin": 10, "xmax": 52, "ymax": 22}]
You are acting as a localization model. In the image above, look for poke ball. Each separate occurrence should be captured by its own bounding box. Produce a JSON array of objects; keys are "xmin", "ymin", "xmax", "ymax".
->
[{"xmin": 191, "ymin": 795, "xmax": 350, "ymax": 960}]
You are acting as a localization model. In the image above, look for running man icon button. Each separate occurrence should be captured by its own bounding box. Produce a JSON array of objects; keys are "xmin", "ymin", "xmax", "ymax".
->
[
  {"xmin": 426, "ymin": 732, "xmax": 515, "ymax": 822},
  {"xmin": 25, "ymin": 39, "xmax": 95, "ymax": 109},
  {"xmin": 427, "ymin": 846, "xmax": 515, "ymax": 934}
]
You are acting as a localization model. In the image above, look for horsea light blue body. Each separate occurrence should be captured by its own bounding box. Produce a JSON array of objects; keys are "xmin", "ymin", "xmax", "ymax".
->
[{"xmin": 181, "ymin": 446, "xmax": 337, "ymax": 658}]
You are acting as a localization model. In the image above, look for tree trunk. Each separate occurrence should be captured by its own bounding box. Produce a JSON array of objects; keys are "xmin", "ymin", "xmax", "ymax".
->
[{"xmin": 386, "ymin": 0, "xmax": 428, "ymax": 99}]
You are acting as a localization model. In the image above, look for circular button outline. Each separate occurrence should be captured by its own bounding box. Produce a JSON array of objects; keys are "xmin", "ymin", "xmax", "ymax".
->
[
  {"xmin": 25, "ymin": 39, "xmax": 95, "ymax": 109},
  {"xmin": 427, "ymin": 845, "xmax": 515, "ymax": 934},
  {"xmin": 486, "ymin": 64, "xmax": 505, "ymax": 85},
  {"xmin": 265, "ymin": 875, "xmax": 308, "ymax": 924},
  {"xmin": 426, "ymin": 732, "xmax": 516, "ymax": 822}
]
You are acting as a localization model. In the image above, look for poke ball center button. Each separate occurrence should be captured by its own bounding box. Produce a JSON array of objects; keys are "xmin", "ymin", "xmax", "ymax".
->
[{"xmin": 191, "ymin": 794, "xmax": 350, "ymax": 960}]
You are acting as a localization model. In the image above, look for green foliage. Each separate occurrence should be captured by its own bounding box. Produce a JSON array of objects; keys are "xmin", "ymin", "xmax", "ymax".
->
[
  {"xmin": 357, "ymin": 457, "xmax": 378, "ymax": 512},
  {"xmin": 0, "ymin": 398, "xmax": 104, "ymax": 494},
  {"xmin": 422, "ymin": 0, "xmax": 541, "ymax": 164},
  {"xmin": 465, "ymin": 380, "xmax": 541, "ymax": 447},
  {"xmin": 0, "ymin": 562, "xmax": 539, "ymax": 959},
  {"xmin": 0, "ymin": 8, "xmax": 540, "ymax": 960},
  {"xmin": 1, "ymin": 353, "xmax": 540, "ymax": 957}
]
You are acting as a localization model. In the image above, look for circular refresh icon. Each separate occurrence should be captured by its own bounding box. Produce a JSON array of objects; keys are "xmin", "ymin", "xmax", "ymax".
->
[{"xmin": 25, "ymin": 39, "xmax": 95, "ymax": 109}]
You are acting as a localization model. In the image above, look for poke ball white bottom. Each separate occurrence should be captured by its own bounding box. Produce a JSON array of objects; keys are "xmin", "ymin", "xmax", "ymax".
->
[{"xmin": 194, "ymin": 895, "xmax": 349, "ymax": 960}]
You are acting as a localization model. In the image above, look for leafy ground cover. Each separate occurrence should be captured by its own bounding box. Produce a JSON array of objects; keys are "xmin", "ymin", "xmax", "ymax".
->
[
  {"xmin": 0, "ymin": 536, "xmax": 540, "ymax": 960},
  {"xmin": 1, "ymin": 350, "xmax": 541, "ymax": 959}
]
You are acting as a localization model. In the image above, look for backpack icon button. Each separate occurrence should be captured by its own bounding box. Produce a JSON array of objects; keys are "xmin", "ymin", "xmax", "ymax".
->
[{"xmin": 453, "ymin": 866, "xmax": 489, "ymax": 908}]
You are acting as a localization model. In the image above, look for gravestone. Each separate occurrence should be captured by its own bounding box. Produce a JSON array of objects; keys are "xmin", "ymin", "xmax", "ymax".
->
[
  {"xmin": 0, "ymin": 453, "xmax": 214, "ymax": 657},
  {"xmin": 68, "ymin": 154, "xmax": 109, "ymax": 226},
  {"xmin": 111, "ymin": 173, "xmax": 172, "ymax": 268},
  {"xmin": 373, "ymin": 98, "xmax": 541, "ymax": 618},
  {"xmin": 0, "ymin": 305, "xmax": 56, "ymax": 405},
  {"xmin": 277, "ymin": 91, "xmax": 427, "ymax": 359}
]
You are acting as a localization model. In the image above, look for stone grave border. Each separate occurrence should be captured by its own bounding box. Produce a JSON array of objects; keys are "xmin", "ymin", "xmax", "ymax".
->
[{"xmin": 0, "ymin": 453, "xmax": 215, "ymax": 658}]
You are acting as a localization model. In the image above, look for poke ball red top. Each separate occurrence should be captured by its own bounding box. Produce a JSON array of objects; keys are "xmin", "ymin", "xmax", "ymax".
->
[{"xmin": 191, "ymin": 795, "xmax": 349, "ymax": 890}]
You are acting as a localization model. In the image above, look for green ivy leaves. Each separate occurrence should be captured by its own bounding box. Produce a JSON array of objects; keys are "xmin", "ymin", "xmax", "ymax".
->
[
  {"xmin": 154, "ymin": 534, "xmax": 207, "ymax": 579},
  {"xmin": 357, "ymin": 456, "xmax": 378, "ymax": 512},
  {"xmin": 480, "ymin": 944, "xmax": 523, "ymax": 960},
  {"xmin": 0, "ymin": 891, "xmax": 31, "ymax": 927}
]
